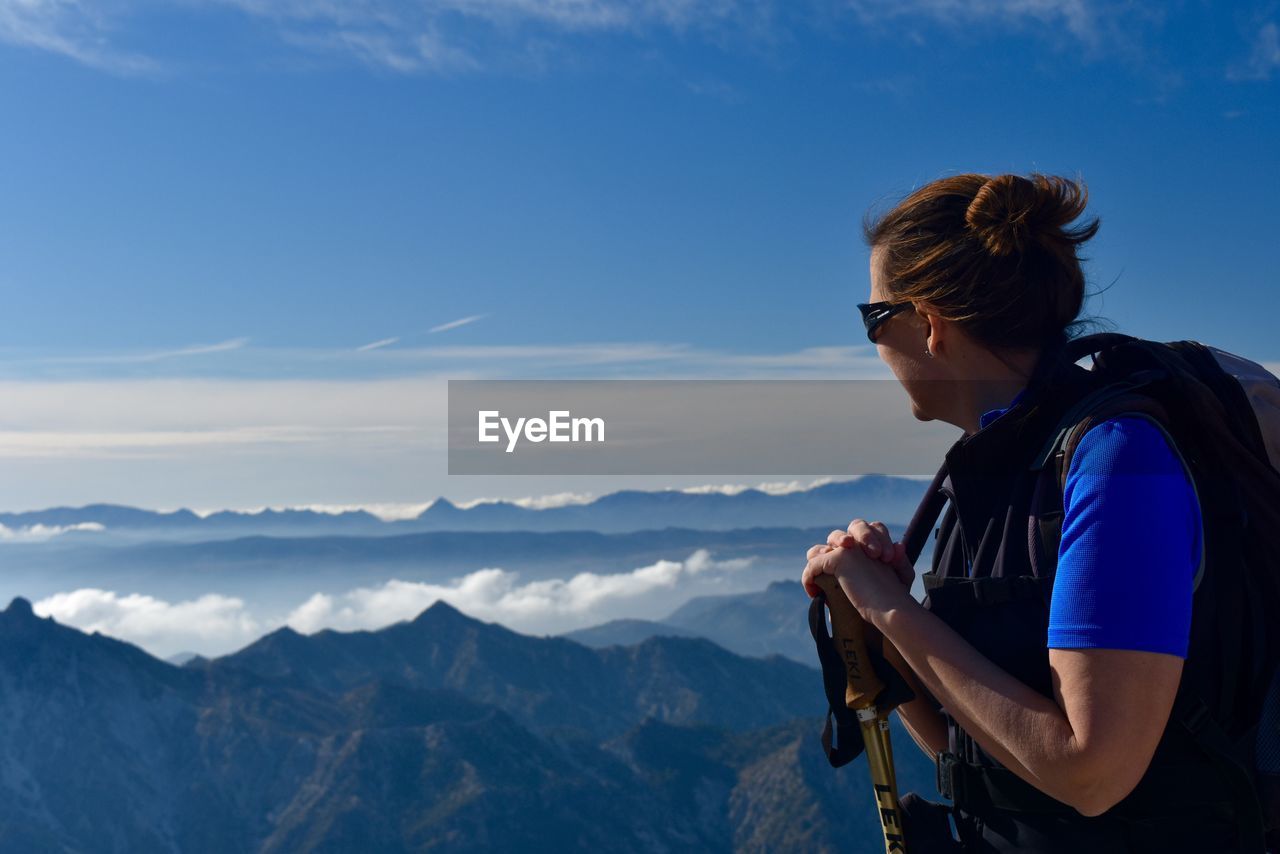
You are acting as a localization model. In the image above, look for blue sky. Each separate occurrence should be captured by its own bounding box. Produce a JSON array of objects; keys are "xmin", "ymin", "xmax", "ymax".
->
[{"xmin": 0, "ymin": 0, "xmax": 1277, "ymax": 511}]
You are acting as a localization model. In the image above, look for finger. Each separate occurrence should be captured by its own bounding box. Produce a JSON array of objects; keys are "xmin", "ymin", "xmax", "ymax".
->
[
  {"xmin": 804, "ymin": 550, "xmax": 841, "ymax": 584},
  {"xmin": 801, "ymin": 560, "xmax": 826, "ymax": 597},
  {"xmin": 846, "ymin": 519, "xmax": 886, "ymax": 556},
  {"xmin": 890, "ymin": 542, "xmax": 915, "ymax": 587},
  {"xmin": 869, "ymin": 522, "xmax": 895, "ymax": 562},
  {"xmin": 826, "ymin": 529, "xmax": 856, "ymax": 549},
  {"xmin": 807, "ymin": 543, "xmax": 832, "ymax": 560},
  {"xmin": 893, "ymin": 560, "xmax": 915, "ymax": 588}
]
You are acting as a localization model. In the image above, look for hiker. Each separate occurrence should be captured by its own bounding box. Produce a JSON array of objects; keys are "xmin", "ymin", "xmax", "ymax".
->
[{"xmin": 802, "ymin": 173, "xmax": 1280, "ymax": 852}]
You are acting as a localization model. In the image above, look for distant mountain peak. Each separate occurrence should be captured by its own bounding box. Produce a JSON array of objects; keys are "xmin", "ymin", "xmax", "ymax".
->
[
  {"xmin": 5, "ymin": 596, "xmax": 34, "ymax": 618},
  {"xmin": 424, "ymin": 497, "xmax": 459, "ymax": 513},
  {"xmin": 411, "ymin": 599, "xmax": 468, "ymax": 624}
]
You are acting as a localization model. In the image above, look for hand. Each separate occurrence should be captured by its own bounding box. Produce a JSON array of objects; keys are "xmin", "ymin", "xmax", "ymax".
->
[
  {"xmin": 801, "ymin": 544, "xmax": 915, "ymax": 628},
  {"xmin": 826, "ymin": 518, "xmax": 915, "ymax": 590}
]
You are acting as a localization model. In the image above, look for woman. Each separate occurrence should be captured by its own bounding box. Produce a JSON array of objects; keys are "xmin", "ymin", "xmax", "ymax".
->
[{"xmin": 802, "ymin": 173, "xmax": 1252, "ymax": 852}]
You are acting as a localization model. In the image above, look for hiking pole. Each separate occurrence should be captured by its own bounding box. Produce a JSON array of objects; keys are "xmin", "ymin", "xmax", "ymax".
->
[{"xmin": 814, "ymin": 573, "xmax": 907, "ymax": 854}]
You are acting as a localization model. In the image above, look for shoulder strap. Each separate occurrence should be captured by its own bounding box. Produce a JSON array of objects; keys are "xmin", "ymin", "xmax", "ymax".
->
[{"xmin": 1027, "ymin": 383, "xmax": 1206, "ymax": 590}]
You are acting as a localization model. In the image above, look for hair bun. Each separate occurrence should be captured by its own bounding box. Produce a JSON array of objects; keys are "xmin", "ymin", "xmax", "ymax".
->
[{"xmin": 964, "ymin": 173, "xmax": 1091, "ymax": 257}]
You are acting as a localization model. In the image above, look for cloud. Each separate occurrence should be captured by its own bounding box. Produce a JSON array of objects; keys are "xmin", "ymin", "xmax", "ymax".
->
[
  {"xmin": 33, "ymin": 588, "xmax": 262, "ymax": 656},
  {"xmin": 0, "ymin": 377, "xmax": 445, "ymax": 460},
  {"xmin": 1229, "ymin": 21, "xmax": 1280, "ymax": 81},
  {"xmin": 0, "ymin": 425, "xmax": 420, "ymax": 460},
  {"xmin": 0, "ymin": 0, "xmax": 155, "ymax": 73},
  {"xmin": 0, "ymin": 521, "xmax": 104, "ymax": 542},
  {"xmin": 428, "ymin": 314, "xmax": 488, "ymax": 334},
  {"xmin": 286, "ymin": 548, "xmax": 754, "ymax": 635},
  {"xmin": 188, "ymin": 501, "xmax": 433, "ymax": 521},
  {"xmin": 0, "ymin": 0, "xmax": 1158, "ymax": 75},
  {"xmin": 679, "ymin": 476, "xmax": 840, "ymax": 496},
  {"xmin": 33, "ymin": 549, "xmax": 758, "ymax": 656},
  {"xmin": 456, "ymin": 491, "xmax": 598, "ymax": 510},
  {"xmin": 0, "ymin": 0, "xmax": 762, "ymax": 74},
  {"xmin": 37, "ymin": 337, "xmax": 250, "ymax": 366},
  {"xmin": 845, "ymin": 0, "xmax": 1156, "ymax": 54},
  {"xmin": 356, "ymin": 337, "xmax": 400, "ymax": 352}
]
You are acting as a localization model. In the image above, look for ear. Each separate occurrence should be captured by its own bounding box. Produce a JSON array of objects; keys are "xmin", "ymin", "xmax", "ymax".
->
[{"xmin": 916, "ymin": 305, "xmax": 947, "ymax": 356}]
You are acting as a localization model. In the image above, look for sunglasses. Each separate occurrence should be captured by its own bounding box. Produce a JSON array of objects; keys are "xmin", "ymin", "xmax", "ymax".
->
[{"xmin": 857, "ymin": 301, "xmax": 913, "ymax": 343}]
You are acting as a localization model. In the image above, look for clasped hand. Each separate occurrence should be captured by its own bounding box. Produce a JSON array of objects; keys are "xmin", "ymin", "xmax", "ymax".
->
[{"xmin": 801, "ymin": 518, "xmax": 917, "ymax": 627}]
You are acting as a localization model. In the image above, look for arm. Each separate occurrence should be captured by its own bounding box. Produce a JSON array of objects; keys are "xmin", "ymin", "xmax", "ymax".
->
[
  {"xmin": 893, "ymin": 683, "xmax": 948, "ymax": 761},
  {"xmin": 874, "ymin": 590, "xmax": 1181, "ymax": 816},
  {"xmin": 883, "ymin": 638, "xmax": 948, "ymax": 758},
  {"xmin": 806, "ymin": 546, "xmax": 1181, "ymax": 815}
]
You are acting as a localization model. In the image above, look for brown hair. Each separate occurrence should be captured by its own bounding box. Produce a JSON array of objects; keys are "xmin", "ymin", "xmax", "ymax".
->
[{"xmin": 863, "ymin": 173, "xmax": 1100, "ymax": 351}]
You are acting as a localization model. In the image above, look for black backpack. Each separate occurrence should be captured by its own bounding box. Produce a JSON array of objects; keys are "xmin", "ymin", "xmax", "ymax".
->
[
  {"xmin": 1027, "ymin": 333, "xmax": 1280, "ymax": 850},
  {"xmin": 812, "ymin": 332, "xmax": 1280, "ymax": 850}
]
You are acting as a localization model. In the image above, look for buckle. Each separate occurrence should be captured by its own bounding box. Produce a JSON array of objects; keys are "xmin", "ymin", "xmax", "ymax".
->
[{"xmin": 936, "ymin": 752, "xmax": 959, "ymax": 801}]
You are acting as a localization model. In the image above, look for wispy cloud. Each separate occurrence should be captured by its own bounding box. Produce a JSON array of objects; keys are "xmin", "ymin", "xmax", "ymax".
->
[
  {"xmin": 0, "ymin": 339, "xmax": 895, "ymax": 381},
  {"xmin": 32, "ymin": 337, "xmax": 250, "ymax": 366},
  {"xmin": 0, "ymin": 377, "xmax": 444, "ymax": 461},
  {"xmin": 845, "ymin": 0, "xmax": 1157, "ymax": 54},
  {"xmin": 0, "ymin": 0, "xmax": 156, "ymax": 74},
  {"xmin": 0, "ymin": 0, "xmax": 1162, "ymax": 75},
  {"xmin": 0, "ymin": 521, "xmax": 104, "ymax": 542},
  {"xmin": 356, "ymin": 337, "xmax": 399, "ymax": 352},
  {"xmin": 1229, "ymin": 21, "xmax": 1280, "ymax": 81},
  {"xmin": 428, "ymin": 314, "xmax": 487, "ymax": 334}
]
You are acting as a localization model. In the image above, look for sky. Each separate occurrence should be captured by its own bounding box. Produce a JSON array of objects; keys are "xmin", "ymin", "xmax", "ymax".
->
[{"xmin": 0, "ymin": 0, "xmax": 1278, "ymax": 513}]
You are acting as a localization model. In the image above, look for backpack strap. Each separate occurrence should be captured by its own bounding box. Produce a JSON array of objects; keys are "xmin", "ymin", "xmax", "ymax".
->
[{"xmin": 1027, "ymin": 382, "xmax": 1207, "ymax": 590}]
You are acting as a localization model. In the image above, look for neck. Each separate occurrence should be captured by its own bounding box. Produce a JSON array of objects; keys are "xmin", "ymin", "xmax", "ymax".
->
[
  {"xmin": 948, "ymin": 346, "xmax": 1044, "ymax": 435},
  {"xmin": 958, "ymin": 378, "xmax": 1031, "ymax": 434}
]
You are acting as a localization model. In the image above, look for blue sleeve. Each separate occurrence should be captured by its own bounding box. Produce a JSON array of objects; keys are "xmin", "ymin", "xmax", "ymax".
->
[{"xmin": 1046, "ymin": 417, "xmax": 1199, "ymax": 658}]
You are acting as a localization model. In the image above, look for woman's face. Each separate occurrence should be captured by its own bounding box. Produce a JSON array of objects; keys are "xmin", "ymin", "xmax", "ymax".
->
[{"xmin": 868, "ymin": 245, "xmax": 947, "ymax": 422}]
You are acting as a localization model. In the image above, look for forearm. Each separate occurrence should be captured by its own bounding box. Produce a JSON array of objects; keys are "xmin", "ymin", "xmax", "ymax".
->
[
  {"xmin": 894, "ymin": 694, "xmax": 948, "ymax": 759},
  {"xmin": 882, "ymin": 640, "xmax": 947, "ymax": 757},
  {"xmin": 872, "ymin": 599, "xmax": 1101, "ymax": 810}
]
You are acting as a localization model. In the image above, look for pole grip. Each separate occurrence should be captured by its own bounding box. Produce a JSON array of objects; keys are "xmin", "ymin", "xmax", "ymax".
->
[{"xmin": 814, "ymin": 574, "xmax": 885, "ymax": 712}]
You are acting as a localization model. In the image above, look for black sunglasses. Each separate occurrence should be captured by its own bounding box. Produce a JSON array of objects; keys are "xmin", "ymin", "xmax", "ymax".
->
[{"xmin": 857, "ymin": 301, "xmax": 913, "ymax": 343}]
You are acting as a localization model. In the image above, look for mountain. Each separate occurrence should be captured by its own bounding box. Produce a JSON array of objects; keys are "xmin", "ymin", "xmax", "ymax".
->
[
  {"xmin": 211, "ymin": 601, "xmax": 820, "ymax": 738},
  {"xmin": 0, "ymin": 476, "xmax": 928, "ymax": 540},
  {"xmin": 561, "ymin": 617, "xmax": 701, "ymax": 648},
  {"xmin": 564, "ymin": 580, "xmax": 820, "ymax": 665},
  {"xmin": 0, "ymin": 596, "xmax": 937, "ymax": 852}
]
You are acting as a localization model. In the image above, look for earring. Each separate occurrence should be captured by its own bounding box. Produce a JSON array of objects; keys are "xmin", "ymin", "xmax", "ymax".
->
[{"xmin": 925, "ymin": 346, "xmax": 934, "ymax": 358}]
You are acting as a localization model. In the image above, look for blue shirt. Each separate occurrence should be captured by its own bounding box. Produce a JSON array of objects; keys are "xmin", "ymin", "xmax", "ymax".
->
[{"xmin": 978, "ymin": 393, "xmax": 1199, "ymax": 658}]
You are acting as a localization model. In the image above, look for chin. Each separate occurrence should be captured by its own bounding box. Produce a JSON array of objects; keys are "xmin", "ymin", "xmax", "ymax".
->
[{"xmin": 908, "ymin": 400, "xmax": 935, "ymax": 422}]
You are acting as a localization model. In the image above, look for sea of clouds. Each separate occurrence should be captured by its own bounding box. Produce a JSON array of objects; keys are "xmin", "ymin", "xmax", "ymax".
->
[{"xmin": 32, "ymin": 549, "xmax": 757, "ymax": 659}]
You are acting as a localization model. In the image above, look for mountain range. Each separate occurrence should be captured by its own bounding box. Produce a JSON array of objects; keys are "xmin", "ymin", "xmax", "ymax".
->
[
  {"xmin": 0, "ymin": 595, "xmax": 938, "ymax": 853},
  {"xmin": 0, "ymin": 476, "xmax": 928, "ymax": 540},
  {"xmin": 565, "ymin": 580, "xmax": 819, "ymax": 664}
]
